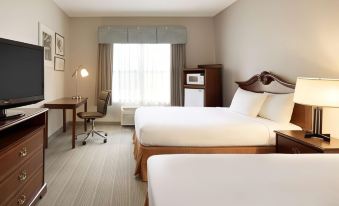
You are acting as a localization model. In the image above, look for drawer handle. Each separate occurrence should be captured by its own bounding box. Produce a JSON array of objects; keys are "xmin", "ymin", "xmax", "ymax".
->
[
  {"xmin": 19, "ymin": 147, "xmax": 28, "ymax": 157},
  {"xmin": 17, "ymin": 194, "xmax": 26, "ymax": 205},
  {"xmin": 18, "ymin": 170, "xmax": 28, "ymax": 182}
]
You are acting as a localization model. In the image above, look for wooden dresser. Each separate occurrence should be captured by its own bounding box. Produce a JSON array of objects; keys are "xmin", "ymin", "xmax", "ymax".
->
[{"xmin": 0, "ymin": 108, "xmax": 47, "ymax": 206}]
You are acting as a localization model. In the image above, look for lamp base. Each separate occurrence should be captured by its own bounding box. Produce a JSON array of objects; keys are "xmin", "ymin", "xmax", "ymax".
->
[
  {"xmin": 306, "ymin": 107, "xmax": 331, "ymax": 142},
  {"xmin": 305, "ymin": 132, "xmax": 331, "ymax": 142},
  {"xmin": 72, "ymin": 96, "xmax": 83, "ymax": 99}
]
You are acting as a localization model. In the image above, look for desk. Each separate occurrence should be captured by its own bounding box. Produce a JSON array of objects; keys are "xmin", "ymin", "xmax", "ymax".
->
[{"xmin": 44, "ymin": 98, "xmax": 88, "ymax": 149}]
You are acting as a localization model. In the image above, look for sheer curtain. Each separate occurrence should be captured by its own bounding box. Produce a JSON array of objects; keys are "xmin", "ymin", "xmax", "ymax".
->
[{"xmin": 112, "ymin": 44, "xmax": 171, "ymax": 105}]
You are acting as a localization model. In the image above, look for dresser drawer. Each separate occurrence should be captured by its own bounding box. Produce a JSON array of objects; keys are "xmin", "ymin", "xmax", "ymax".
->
[
  {"xmin": 2, "ymin": 167, "xmax": 43, "ymax": 206},
  {"xmin": 0, "ymin": 128, "xmax": 44, "ymax": 182},
  {"xmin": 277, "ymin": 135, "xmax": 321, "ymax": 153},
  {"xmin": 0, "ymin": 149, "xmax": 43, "ymax": 204}
]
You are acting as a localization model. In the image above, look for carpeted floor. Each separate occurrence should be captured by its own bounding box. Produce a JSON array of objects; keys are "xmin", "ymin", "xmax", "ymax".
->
[{"xmin": 37, "ymin": 124, "xmax": 147, "ymax": 206}]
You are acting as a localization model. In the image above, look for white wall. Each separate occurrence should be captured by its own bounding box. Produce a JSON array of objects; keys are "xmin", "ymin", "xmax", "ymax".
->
[
  {"xmin": 68, "ymin": 17, "xmax": 216, "ymax": 122},
  {"xmin": 0, "ymin": 0, "xmax": 70, "ymax": 136},
  {"xmin": 214, "ymin": 0, "xmax": 339, "ymax": 136}
]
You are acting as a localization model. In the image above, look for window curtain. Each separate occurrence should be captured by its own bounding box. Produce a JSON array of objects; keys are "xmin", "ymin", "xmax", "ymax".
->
[
  {"xmin": 171, "ymin": 44, "xmax": 186, "ymax": 106},
  {"xmin": 97, "ymin": 44, "xmax": 113, "ymax": 105}
]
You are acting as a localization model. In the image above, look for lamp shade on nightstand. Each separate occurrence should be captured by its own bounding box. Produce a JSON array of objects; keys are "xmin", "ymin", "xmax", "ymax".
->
[
  {"xmin": 294, "ymin": 77, "xmax": 339, "ymax": 142},
  {"xmin": 294, "ymin": 77, "xmax": 339, "ymax": 108}
]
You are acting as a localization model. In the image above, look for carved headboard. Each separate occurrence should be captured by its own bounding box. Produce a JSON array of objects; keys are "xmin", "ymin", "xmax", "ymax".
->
[{"xmin": 235, "ymin": 71, "xmax": 312, "ymax": 131}]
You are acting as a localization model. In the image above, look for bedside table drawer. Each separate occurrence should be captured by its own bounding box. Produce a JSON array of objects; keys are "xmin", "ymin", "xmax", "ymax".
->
[{"xmin": 277, "ymin": 135, "xmax": 321, "ymax": 154}]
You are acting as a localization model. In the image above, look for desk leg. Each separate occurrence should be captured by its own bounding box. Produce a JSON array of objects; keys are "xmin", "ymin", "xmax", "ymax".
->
[
  {"xmin": 72, "ymin": 108, "xmax": 76, "ymax": 149},
  {"xmin": 84, "ymin": 101, "xmax": 87, "ymax": 132},
  {"xmin": 63, "ymin": 109, "xmax": 66, "ymax": 132}
]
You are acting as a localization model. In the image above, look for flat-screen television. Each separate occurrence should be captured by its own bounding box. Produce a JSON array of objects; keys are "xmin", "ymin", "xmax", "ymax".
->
[{"xmin": 0, "ymin": 38, "xmax": 44, "ymax": 119}]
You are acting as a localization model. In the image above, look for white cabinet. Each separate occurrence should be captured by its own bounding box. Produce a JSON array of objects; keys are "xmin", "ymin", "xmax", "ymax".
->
[{"xmin": 184, "ymin": 88, "xmax": 205, "ymax": 107}]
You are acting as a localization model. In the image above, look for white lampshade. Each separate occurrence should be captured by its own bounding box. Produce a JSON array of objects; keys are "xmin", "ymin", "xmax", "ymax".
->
[
  {"xmin": 80, "ymin": 68, "xmax": 89, "ymax": 77},
  {"xmin": 294, "ymin": 77, "xmax": 339, "ymax": 108}
]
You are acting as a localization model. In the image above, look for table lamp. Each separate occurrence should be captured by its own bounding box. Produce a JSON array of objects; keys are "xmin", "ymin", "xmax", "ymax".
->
[
  {"xmin": 294, "ymin": 77, "xmax": 339, "ymax": 142},
  {"xmin": 72, "ymin": 65, "xmax": 89, "ymax": 99}
]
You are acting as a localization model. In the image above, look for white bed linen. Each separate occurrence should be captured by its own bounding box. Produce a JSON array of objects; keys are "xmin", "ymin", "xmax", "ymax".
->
[
  {"xmin": 135, "ymin": 107, "xmax": 300, "ymax": 147},
  {"xmin": 148, "ymin": 154, "xmax": 339, "ymax": 206}
]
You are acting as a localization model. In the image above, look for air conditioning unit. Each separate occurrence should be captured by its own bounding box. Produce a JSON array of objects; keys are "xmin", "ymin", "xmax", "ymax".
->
[{"xmin": 121, "ymin": 106, "xmax": 138, "ymax": 126}]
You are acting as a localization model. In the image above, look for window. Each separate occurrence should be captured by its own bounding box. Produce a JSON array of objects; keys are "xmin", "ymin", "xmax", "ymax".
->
[{"xmin": 112, "ymin": 44, "xmax": 170, "ymax": 105}]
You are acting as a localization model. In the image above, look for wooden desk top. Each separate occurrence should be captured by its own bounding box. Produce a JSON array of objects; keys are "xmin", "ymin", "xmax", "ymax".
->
[{"xmin": 44, "ymin": 97, "xmax": 88, "ymax": 109}]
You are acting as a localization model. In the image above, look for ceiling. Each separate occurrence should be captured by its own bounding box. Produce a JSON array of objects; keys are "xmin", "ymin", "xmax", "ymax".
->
[{"xmin": 54, "ymin": 0, "xmax": 237, "ymax": 17}]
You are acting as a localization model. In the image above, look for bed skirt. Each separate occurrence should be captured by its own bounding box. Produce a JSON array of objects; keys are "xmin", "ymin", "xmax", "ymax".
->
[{"xmin": 133, "ymin": 132, "xmax": 276, "ymax": 182}]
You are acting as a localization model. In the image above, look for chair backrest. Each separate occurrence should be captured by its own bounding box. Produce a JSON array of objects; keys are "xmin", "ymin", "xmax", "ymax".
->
[{"xmin": 97, "ymin": 90, "xmax": 111, "ymax": 115}]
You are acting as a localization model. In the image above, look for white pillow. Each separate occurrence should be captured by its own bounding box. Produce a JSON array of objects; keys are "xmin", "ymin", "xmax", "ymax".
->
[
  {"xmin": 229, "ymin": 88, "xmax": 268, "ymax": 117},
  {"xmin": 259, "ymin": 93, "xmax": 295, "ymax": 123}
]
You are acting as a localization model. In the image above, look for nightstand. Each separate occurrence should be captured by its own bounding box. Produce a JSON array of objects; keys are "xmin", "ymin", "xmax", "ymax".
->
[{"xmin": 276, "ymin": 130, "xmax": 339, "ymax": 154}]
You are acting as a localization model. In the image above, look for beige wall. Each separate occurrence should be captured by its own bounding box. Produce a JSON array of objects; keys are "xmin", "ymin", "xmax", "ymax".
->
[
  {"xmin": 68, "ymin": 17, "xmax": 216, "ymax": 122},
  {"xmin": 3, "ymin": 0, "xmax": 339, "ymax": 136},
  {"xmin": 0, "ymin": 0, "xmax": 70, "ymax": 136},
  {"xmin": 214, "ymin": 0, "xmax": 339, "ymax": 136}
]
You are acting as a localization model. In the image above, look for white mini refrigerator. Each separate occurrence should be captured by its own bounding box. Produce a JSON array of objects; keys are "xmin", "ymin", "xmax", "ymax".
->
[{"xmin": 184, "ymin": 88, "xmax": 205, "ymax": 107}]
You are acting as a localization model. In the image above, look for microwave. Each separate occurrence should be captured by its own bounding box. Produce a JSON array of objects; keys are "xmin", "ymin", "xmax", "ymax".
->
[{"xmin": 186, "ymin": 73, "xmax": 204, "ymax": 85}]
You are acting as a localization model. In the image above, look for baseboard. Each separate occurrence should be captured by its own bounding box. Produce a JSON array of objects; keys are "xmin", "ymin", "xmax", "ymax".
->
[{"xmin": 48, "ymin": 126, "xmax": 65, "ymax": 144}]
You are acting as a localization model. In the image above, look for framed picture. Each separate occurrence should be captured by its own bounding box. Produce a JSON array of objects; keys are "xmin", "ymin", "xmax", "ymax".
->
[
  {"xmin": 55, "ymin": 33, "xmax": 64, "ymax": 56},
  {"xmin": 38, "ymin": 22, "xmax": 54, "ymax": 67},
  {"xmin": 54, "ymin": 57, "xmax": 65, "ymax": 71}
]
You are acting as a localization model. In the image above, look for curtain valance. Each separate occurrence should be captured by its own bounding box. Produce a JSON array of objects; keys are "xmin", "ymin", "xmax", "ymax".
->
[{"xmin": 98, "ymin": 25, "xmax": 187, "ymax": 44}]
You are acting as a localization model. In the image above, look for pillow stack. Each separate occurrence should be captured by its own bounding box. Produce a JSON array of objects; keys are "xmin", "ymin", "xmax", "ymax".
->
[
  {"xmin": 229, "ymin": 88, "xmax": 268, "ymax": 117},
  {"xmin": 229, "ymin": 88, "xmax": 295, "ymax": 123},
  {"xmin": 258, "ymin": 93, "xmax": 295, "ymax": 123}
]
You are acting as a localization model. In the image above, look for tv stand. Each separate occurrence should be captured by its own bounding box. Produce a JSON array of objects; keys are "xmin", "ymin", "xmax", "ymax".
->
[
  {"xmin": 0, "ymin": 108, "xmax": 48, "ymax": 205},
  {"xmin": 0, "ymin": 109, "xmax": 25, "ymax": 120}
]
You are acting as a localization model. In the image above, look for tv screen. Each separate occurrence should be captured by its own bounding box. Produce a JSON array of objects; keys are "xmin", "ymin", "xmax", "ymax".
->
[{"xmin": 0, "ymin": 38, "xmax": 44, "ymax": 109}]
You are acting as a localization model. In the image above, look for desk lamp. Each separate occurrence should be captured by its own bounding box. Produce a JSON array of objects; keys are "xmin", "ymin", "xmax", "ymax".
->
[{"xmin": 72, "ymin": 65, "xmax": 89, "ymax": 99}]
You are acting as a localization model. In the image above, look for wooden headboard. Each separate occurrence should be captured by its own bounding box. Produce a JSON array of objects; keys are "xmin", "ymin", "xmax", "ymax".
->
[{"xmin": 235, "ymin": 71, "xmax": 312, "ymax": 131}]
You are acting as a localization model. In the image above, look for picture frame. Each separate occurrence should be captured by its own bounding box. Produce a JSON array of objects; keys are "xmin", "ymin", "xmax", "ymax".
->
[
  {"xmin": 38, "ymin": 22, "xmax": 54, "ymax": 67},
  {"xmin": 54, "ymin": 56, "xmax": 65, "ymax": 71},
  {"xmin": 55, "ymin": 33, "xmax": 65, "ymax": 56}
]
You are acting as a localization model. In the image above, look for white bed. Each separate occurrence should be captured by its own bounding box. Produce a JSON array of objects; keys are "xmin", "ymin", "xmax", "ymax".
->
[
  {"xmin": 135, "ymin": 106, "xmax": 301, "ymax": 147},
  {"xmin": 133, "ymin": 71, "xmax": 312, "ymax": 181},
  {"xmin": 147, "ymin": 154, "xmax": 339, "ymax": 206}
]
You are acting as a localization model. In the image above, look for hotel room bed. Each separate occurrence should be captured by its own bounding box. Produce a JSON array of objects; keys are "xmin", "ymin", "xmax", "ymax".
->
[
  {"xmin": 133, "ymin": 71, "xmax": 312, "ymax": 181},
  {"xmin": 147, "ymin": 154, "xmax": 339, "ymax": 206},
  {"xmin": 135, "ymin": 106, "xmax": 301, "ymax": 147}
]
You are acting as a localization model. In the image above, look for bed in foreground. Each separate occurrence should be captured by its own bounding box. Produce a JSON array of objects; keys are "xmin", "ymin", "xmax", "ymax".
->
[
  {"xmin": 133, "ymin": 71, "xmax": 312, "ymax": 181},
  {"xmin": 147, "ymin": 154, "xmax": 339, "ymax": 206}
]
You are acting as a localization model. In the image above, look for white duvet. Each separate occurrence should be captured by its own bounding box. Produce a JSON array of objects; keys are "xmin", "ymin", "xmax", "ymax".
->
[
  {"xmin": 135, "ymin": 107, "xmax": 300, "ymax": 147},
  {"xmin": 148, "ymin": 154, "xmax": 339, "ymax": 206}
]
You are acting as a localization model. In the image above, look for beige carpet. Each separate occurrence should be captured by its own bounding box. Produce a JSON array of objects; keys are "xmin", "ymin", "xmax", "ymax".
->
[{"xmin": 37, "ymin": 124, "xmax": 147, "ymax": 206}]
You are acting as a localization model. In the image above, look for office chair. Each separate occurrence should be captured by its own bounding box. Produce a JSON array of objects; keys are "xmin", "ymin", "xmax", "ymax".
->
[{"xmin": 77, "ymin": 90, "xmax": 111, "ymax": 145}]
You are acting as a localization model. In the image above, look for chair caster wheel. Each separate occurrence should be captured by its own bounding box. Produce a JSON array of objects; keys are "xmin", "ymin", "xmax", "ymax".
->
[
  {"xmin": 103, "ymin": 139, "xmax": 107, "ymax": 143},
  {"xmin": 82, "ymin": 141, "xmax": 86, "ymax": 145}
]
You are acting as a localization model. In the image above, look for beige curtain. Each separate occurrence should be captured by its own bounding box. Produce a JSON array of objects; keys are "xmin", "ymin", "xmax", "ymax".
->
[
  {"xmin": 97, "ymin": 44, "xmax": 113, "ymax": 105},
  {"xmin": 170, "ymin": 44, "xmax": 186, "ymax": 106}
]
